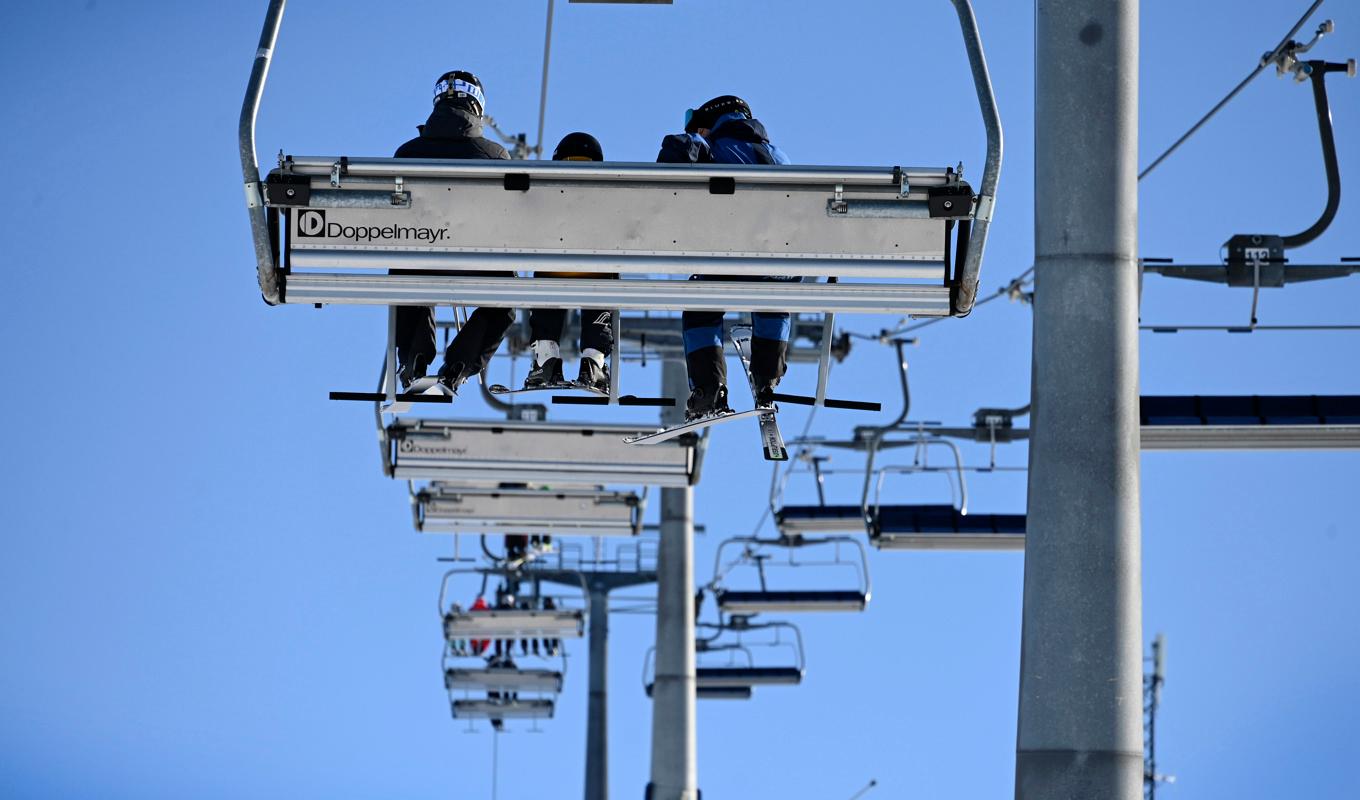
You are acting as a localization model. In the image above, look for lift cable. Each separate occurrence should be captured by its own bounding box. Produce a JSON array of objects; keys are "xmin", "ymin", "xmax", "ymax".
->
[
  {"xmin": 1138, "ymin": 0, "xmax": 1327, "ymax": 181},
  {"xmin": 847, "ymin": 266, "xmax": 1033, "ymax": 342}
]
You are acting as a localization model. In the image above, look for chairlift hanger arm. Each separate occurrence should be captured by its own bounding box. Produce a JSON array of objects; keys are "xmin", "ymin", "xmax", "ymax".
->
[
  {"xmin": 1279, "ymin": 58, "xmax": 1354, "ymax": 249},
  {"xmin": 238, "ymin": 0, "xmax": 286, "ymax": 304},
  {"xmin": 948, "ymin": 0, "xmax": 1004, "ymax": 316}
]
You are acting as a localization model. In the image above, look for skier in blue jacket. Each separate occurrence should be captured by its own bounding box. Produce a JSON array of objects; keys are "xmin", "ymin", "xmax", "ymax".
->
[{"xmin": 656, "ymin": 95, "xmax": 792, "ymax": 422}]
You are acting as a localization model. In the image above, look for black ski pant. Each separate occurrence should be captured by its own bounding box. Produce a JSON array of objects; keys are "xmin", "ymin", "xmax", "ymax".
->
[
  {"xmin": 393, "ymin": 269, "xmax": 516, "ymax": 377},
  {"xmin": 528, "ymin": 309, "xmax": 613, "ymax": 356},
  {"xmin": 526, "ymin": 272, "xmax": 616, "ymax": 356}
]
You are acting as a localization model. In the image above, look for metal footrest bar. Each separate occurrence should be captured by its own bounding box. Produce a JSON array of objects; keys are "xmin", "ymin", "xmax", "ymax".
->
[{"xmin": 286, "ymin": 274, "xmax": 953, "ymax": 316}]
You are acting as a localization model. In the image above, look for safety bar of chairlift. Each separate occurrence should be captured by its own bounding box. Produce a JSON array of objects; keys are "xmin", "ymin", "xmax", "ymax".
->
[
  {"xmin": 452, "ymin": 699, "xmax": 555, "ymax": 720},
  {"xmin": 505, "ymin": 314, "xmax": 843, "ymax": 365},
  {"xmin": 711, "ymin": 535, "xmax": 872, "ymax": 612},
  {"xmin": 445, "ymin": 667, "xmax": 565, "ymax": 693},
  {"xmin": 241, "ymin": 1, "xmax": 1000, "ymax": 313},
  {"xmin": 861, "ymin": 435, "xmax": 970, "ymax": 522},
  {"xmin": 697, "ymin": 619, "xmax": 806, "ymax": 674}
]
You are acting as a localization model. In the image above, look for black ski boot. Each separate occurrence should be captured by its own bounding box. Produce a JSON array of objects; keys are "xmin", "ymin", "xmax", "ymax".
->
[
  {"xmin": 398, "ymin": 352, "xmax": 431, "ymax": 390},
  {"xmin": 685, "ymin": 385, "xmax": 733, "ymax": 423},
  {"xmin": 752, "ymin": 375, "xmax": 779, "ymax": 409},
  {"xmin": 524, "ymin": 357, "xmax": 565, "ymax": 389},
  {"xmin": 438, "ymin": 360, "xmax": 472, "ymax": 393},
  {"xmin": 575, "ymin": 358, "xmax": 609, "ymax": 394}
]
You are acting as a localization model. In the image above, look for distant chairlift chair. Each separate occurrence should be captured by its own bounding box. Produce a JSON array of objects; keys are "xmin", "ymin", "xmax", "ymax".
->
[{"xmin": 711, "ymin": 535, "xmax": 871, "ymax": 614}]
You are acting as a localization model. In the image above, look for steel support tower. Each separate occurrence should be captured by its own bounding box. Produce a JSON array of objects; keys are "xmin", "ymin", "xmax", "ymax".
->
[
  {"xmin": 647, "ymin": 360, "xmax": 698, "ymax": 799},
  {"xmin": 1018, "ymin": 1, "xmax": 1144, "ymax": 798}
]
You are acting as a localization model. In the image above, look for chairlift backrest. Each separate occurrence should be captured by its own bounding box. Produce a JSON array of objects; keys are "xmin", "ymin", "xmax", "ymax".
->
[
  {"xmin": 444, "ymin": 608, "xmax": 585, "ymax": 641},
  {"xmin": 452, "ymin": 698, "xmax": 555, "ymax": 720},
  {"xmin": 385, "ymin": 418, "xmax": 696, "ymax": 487},
  {"xmin": 415, "ymin": 484, "xmax": 642, "ymax": 536}
]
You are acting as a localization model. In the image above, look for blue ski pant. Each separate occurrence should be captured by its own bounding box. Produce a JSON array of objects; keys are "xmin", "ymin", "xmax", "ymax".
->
[{"xmin": 681, "ymin": 277, "xmax": 791, "ymax": 391}]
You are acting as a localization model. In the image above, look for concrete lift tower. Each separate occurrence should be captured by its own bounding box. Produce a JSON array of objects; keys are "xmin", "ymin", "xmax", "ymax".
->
[{"xmin": 1019, "ymin": 2, "xmax": 1143, "ymax": 799}]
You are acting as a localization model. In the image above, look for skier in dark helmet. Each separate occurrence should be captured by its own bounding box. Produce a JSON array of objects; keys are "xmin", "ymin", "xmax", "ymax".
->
[
  {"xmin": 656, "ymin": 95, "xmax": 793, "ymax": 421},
  {"xmin": 523, "ymin": 132, "xmax": 617, "ymax": 392},
  {"xmin": 392, "ymin": 70, "xmax": 516, "ymax": 392}
]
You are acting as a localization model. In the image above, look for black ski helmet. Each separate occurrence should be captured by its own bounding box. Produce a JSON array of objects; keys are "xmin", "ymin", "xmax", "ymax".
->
[
  {"xmin": 433, "ymin": 70, "xmax": 486, "ymax": 117},
  {"xmin": 552, "ymin": 132, "xmax": 604, "ymax": 162},
  {"xmin": 684, "ymin": 95, "xmax": 752, "ymax": 133}
]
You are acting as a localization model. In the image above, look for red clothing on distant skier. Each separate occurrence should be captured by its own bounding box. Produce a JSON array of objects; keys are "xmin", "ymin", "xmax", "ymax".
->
[{"xmin": 470, "ymin": 596, "xmax": 490, "ymax": 654}]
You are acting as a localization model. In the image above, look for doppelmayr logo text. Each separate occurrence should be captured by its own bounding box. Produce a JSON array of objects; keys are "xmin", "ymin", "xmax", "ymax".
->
[{"xmin": 296, "ymin": 209, "xmax": 448, "ymax": 243}]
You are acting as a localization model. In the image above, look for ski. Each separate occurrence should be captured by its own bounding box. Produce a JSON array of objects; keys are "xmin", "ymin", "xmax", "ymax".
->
[
  {"xmin": 729, "ymin": 327, "xmax": 789, "ymax": 462},
  {"xmin": 623, "ymin": 409, "xmax": 761, "ymax": 445},
  {"xmin": 489, "ymin": 382, "xmax": 604, "ymax": 397}
]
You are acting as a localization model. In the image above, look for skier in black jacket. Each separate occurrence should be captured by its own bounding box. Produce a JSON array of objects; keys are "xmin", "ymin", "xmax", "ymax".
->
[
  {"xmin": 393, "ymin": 71, "xmax": 515, "ymax": 392},
  {"xmin": 523, "ymin": 132, "xmax": 616, "ymax": 393}
]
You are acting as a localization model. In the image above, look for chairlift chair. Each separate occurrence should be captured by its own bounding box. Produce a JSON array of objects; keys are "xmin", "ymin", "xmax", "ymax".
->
[
  {"xmin": 413, "ymin": 483, "xmax": 643, "ymax": 536},
  {"xmin": 711, "ymin": 535, "xmax": 871, "ymax": 614},
  {"xmin": 239, "ymin": 1, "xmax": 1004, "ymax": 410},
  {"xmin": 439, "ymin": 567, "xmax": 589, "ymax": 643},
  {"xmin": 773, "ymin": 344, "xmax": 1027, "ymax": 550},
  {"xmin": 643, "ymin": 618, "xmax": 804, "ymax": 699},
  {"xmin": 693, "ymin": 618, "xmax": 805, "ymax": 687}
]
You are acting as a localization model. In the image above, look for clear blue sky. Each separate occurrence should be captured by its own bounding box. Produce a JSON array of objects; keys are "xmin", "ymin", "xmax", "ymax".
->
[{"xmin": 1, "ymin": 1, "xmax": 1358, "ymax": 798}]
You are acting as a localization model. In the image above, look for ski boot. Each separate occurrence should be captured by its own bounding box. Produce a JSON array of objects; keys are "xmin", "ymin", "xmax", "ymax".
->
[
  {"xmin": 752, "ymin": 374, "xmax": 779, "ymax": 410},
  {"xmin": 685, "ymin": 385, "xmax": 733, "ymax": 423},
  {"xmin": 437, "ymin": 360, "xmax": 472, "ymax": 394},
  {"xmin": 398, "ymin": 352, "xmax": 431, "ymax": 391},
  {"xmin": 575, "ymin": 358, "xmax": 610, "ymax": 394},
  {"xmin": 524, "ymin": 357, "xmax": 565, "ymax": 389}
]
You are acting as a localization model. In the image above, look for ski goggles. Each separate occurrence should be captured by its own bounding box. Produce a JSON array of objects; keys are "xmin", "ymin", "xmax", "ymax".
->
[{"xmin": 434, "ymin": 78, "xmax": 486, "ymax": 111}]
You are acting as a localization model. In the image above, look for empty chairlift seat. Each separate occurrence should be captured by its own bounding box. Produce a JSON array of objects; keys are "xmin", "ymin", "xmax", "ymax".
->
[
  {"xmin": 774, "ymin": 504, "xmax": 867, "ymax": 536},
  {"xmin": 871, "ymin": 504, "xmax": 1026, "ymax": 551},
  {"xmin": 443, "ymin": 608, "xmax": 585, "ymax": 642},
  {"xmin": 444, "ymin": 667, "xmax": 564, "ymax": 694},
  {"xmin": 415, "ymin": 484, "xmax": 641, "ymax": 536},
  {"xmin": 1140, "ymin": 395, "xmax": 1360, "ymax": 450},
  {"xmin": 452, "ymin": 699, "xmax": 555, "ymax": 720},
  {"xmin": 696, "ymin": 666, "xmax": 803, "ymax": 687},
  {"xmin": 715, "ymin": 588, "xmax": 868, "ymax": 614},
  {"xmin": 645, "ymin": 683, "xmax": 752, "ymax": 701},
  {"xmin": 385, "ymin": 418, "xmax": 696, "ymax": 487}
]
